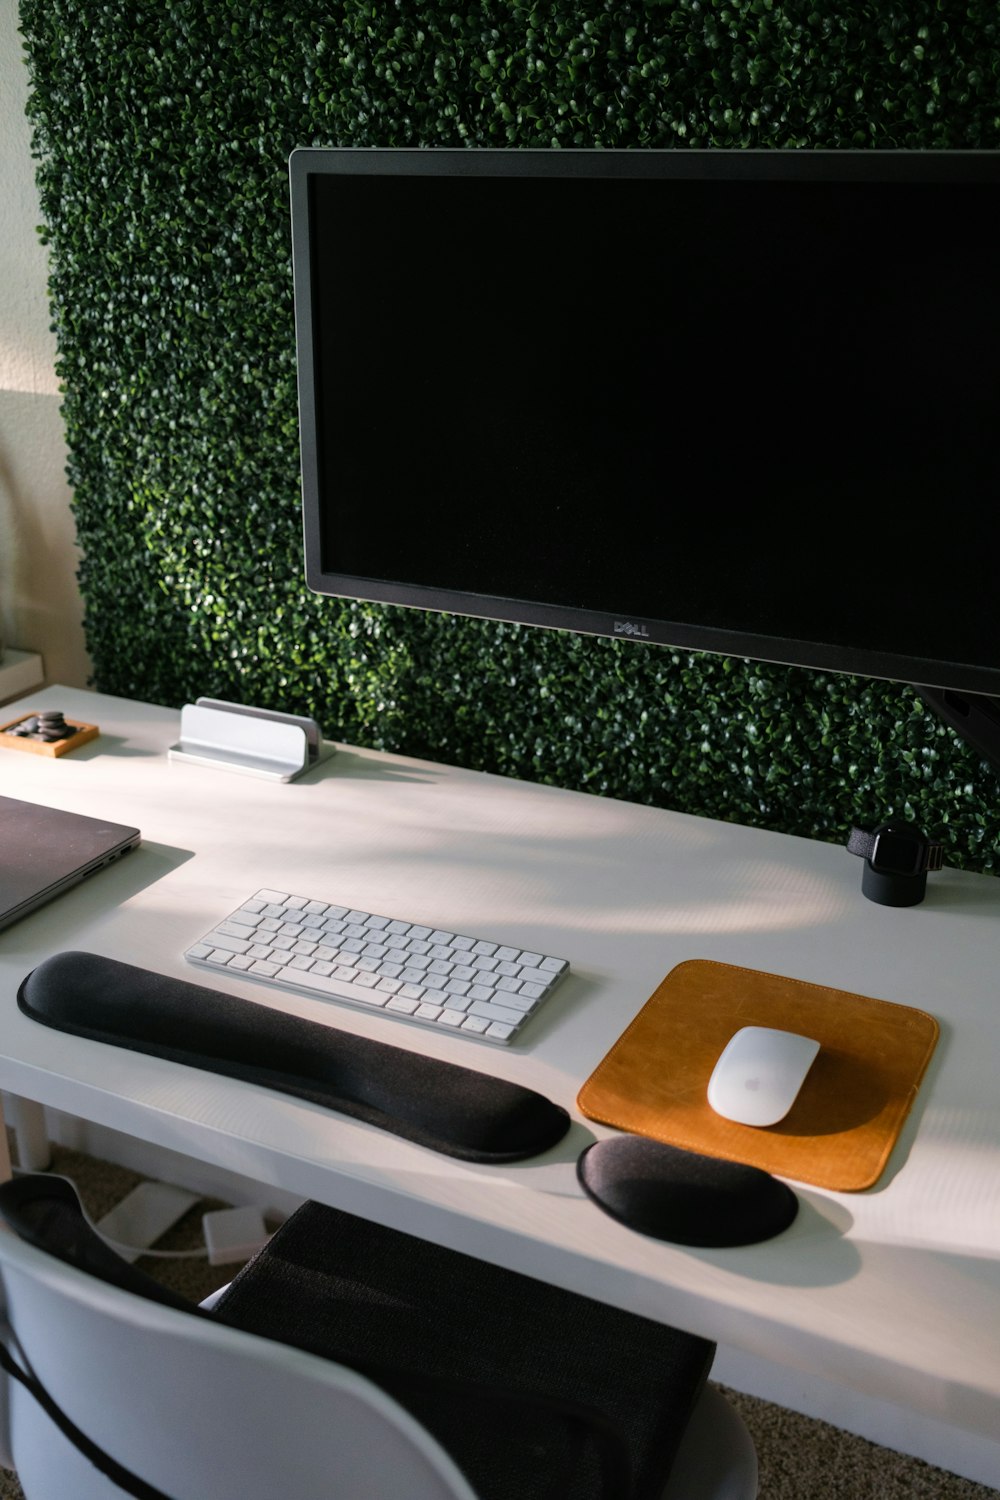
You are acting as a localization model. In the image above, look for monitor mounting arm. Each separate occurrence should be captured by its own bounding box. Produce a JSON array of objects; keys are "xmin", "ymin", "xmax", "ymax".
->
[{"xmin": 916, "ymin": 686, "xmax": 1000, "ymax": 775}]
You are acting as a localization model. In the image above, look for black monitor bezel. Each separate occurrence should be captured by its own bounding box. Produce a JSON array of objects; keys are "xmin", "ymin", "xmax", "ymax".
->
[{"xmin": 290, "ymin": 146, "xmax": 1000, "ymax": 697}]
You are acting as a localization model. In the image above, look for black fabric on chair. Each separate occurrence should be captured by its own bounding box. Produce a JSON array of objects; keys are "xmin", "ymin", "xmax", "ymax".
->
[
  {"xmin": 213, "ymin": 1199, "xmax": 717, "ymax": 1500},
  {"xmin": 0, "ymin": 1173, "xmax": 196, "ymax": 1314},
  {"xmin": 17, "ymin": 951, "xmax": 571, "ymax": 1163}
]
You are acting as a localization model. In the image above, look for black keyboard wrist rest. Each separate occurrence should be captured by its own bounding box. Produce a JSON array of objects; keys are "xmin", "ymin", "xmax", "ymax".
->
[{"xmin": 17, "ymin": 952, "xmax": 570, "ymax": 1164}]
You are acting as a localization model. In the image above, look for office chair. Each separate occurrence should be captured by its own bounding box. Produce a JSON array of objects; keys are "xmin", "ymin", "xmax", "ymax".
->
[{"xmin": 0, "ymin": 1173, "xmax": 757, "ymax": 1500}]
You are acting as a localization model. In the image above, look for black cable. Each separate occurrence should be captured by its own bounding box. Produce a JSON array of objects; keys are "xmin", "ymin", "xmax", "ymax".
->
[{"xmin": 0, "ymin": 1335, "xmax": 176, "ymax": 1500}]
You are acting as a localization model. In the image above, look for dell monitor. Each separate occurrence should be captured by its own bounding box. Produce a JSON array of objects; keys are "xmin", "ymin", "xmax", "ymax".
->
[{"xmin": 289, "ymin": 147, "xmax": 1000, "ymax": 751}]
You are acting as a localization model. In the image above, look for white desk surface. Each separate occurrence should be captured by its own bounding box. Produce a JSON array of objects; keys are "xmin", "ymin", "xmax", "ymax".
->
[{"xmin": 2, "ymin": 686, "xmax": 999, "ymax": 1460}]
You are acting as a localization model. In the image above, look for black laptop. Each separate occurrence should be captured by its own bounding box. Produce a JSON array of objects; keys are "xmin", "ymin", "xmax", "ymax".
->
[{"xmin": 0, "ymin": 796, "xmax": 141, "ymax": 933}]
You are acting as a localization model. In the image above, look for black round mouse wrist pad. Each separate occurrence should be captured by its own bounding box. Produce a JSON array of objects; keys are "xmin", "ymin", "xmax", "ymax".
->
[{"xmin": 577, "ymin": 1134, "xmax": 798, "ymax": 1247}]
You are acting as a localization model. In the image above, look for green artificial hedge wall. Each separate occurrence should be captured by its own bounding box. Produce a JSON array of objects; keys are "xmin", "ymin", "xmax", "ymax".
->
[{"xmin": 17, "ymin": 0, "xmax": 1000, "ymax": 871}]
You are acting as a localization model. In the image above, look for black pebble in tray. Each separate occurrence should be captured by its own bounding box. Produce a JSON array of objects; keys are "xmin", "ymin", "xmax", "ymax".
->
[{"xmin": 8, "ymin": 711, "xmax": 71, "ymax": 743}]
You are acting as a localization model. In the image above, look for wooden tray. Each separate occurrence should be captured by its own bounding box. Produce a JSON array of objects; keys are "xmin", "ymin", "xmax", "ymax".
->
[{"xmin": 0, "ymin": 714, "xmax": 99, "ymax": 757}]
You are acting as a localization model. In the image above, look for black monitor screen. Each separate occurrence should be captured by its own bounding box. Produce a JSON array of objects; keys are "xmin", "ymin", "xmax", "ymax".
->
[{"xmin": 291, "ymin": 149, "xmax": 1000, "ymax": 695}]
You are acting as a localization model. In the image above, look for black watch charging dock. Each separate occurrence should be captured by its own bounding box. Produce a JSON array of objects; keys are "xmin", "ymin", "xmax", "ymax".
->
[{"xmin": 846, "ymin": 822, "xmax": 944, "ymax": 907}]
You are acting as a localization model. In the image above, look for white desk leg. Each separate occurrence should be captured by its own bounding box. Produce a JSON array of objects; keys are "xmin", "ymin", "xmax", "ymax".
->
[
  {"xmin": 0, "ymin": 1096, "xmax": 11, "ymax": 1183},
  {"xmin": 0, "ymin": 1095, "xmax": 50, "ymax": 1172}
]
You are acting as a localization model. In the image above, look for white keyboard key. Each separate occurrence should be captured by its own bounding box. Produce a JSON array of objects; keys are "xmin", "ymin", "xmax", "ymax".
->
[
  {"xmin": 518, "ymin": 965, "xmax": 547, "ymax": 985},
  {"xmin": 207, "ymin": 931, "xmax": 252, "ymax": 954},
  {"xmin": 493, "ymin": 989, "xmax": 537, "ymax": 1013},
  {"xmin": 274, "ymin": 964, "xmax": 386, "ymax": 1005},
  {"xmin": 217, "ymin": 921, "xmax": 257, "ymax": 940},
  {"xmin": 468, "ymin": 999, "xmax": 527, "ymax": 1026}
]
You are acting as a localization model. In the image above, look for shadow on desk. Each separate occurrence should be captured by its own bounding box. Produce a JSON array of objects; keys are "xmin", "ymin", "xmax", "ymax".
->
[
  {"xmin": 56, "ymin": 733, "xmax": 163, "ymax": 761},
  {"xmin": 295, "ymin": 747, "xmax": 448, "ymax": 787}
]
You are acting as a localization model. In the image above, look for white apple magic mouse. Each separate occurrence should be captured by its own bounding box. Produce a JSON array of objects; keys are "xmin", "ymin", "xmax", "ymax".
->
[{"xmin": 707, "ymin": 1025, "xmax": 821, "ymax": 1127}]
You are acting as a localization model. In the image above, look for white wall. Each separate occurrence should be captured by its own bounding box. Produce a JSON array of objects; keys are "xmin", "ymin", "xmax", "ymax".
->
[{"xmin": 0, "ymin": 0, "xmax": 91, "ymax": 688}]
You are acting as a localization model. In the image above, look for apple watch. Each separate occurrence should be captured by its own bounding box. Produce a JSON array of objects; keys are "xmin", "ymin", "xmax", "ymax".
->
[{"xmin": 847, "ymin": 824, "xmax": 944, "ymax": 877}]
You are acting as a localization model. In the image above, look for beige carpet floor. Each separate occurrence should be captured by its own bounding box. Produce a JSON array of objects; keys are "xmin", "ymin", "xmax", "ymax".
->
[{"xmin": 1, "ymin": 1143, "xmax": 997, "ymax": 1500}]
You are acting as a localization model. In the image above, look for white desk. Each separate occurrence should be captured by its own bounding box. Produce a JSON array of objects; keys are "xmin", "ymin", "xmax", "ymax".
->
[{"xmin": 2, "ymin": 686, "xmax": 999, "ymax": 1487}]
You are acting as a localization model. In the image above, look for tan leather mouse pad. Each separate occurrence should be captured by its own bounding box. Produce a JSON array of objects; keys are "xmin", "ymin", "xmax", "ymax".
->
[{"xmin": 577, "ymin": 959, "xmax": 939, "ymax": 1191}]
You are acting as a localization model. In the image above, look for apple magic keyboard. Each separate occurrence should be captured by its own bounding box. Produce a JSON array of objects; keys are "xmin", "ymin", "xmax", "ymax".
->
[{"xmin": 185, "ymin": 887, "xmax": 570, "ymax": 1046}]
